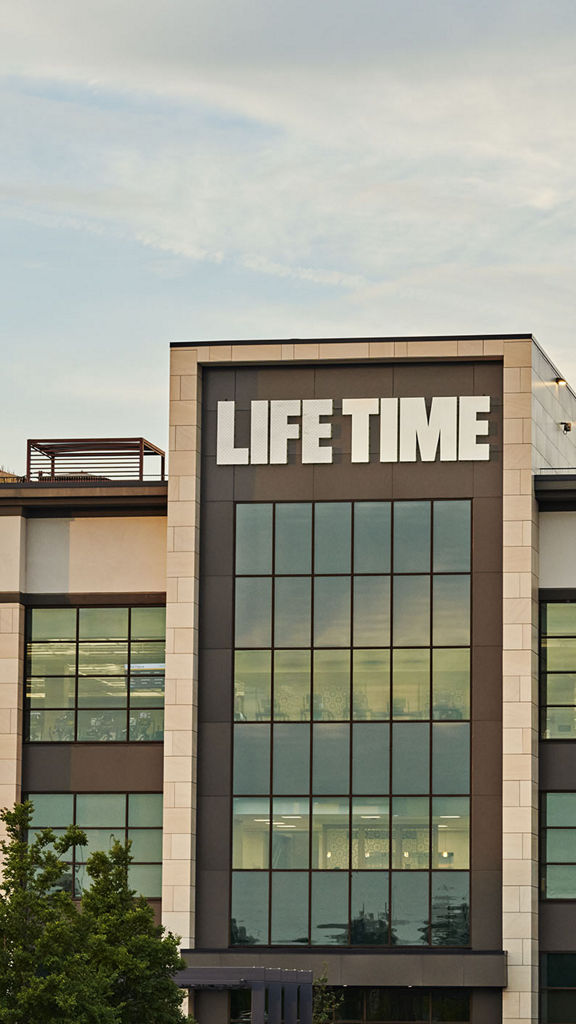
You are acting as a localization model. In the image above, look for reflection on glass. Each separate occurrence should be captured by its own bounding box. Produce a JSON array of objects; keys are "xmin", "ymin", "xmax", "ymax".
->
[
  {"xmin": 393, "ymin": 502, "xmax": 430, "ymax": 573},
  {"xmin": 547, "ymin": 674, "xmax": 576, "ymax": 706},
  {"xmin": 313, "ymin": 725, "xmax": 349, "ymax": 794},
  {"xmin": 314, "ymin": 503, "xmax": 351, "ymax": 574},
  {"xmin": 27, "ymin": 643, "xmax": 76, "ymax": 677},
  {"xmin": 128, "ymin": 864, "xmax": 162, "ymax": 898},
  {"xmin": 433, "ymin": 724, "xmax": 469, "ymax": 794},
  {"xmin": 27, "ymin": 677, "xmax": 75, "ymax": 709},
  {"xmin": 392, "ymin": 724, "xmax": 429, "ymax": 794},
  {"xmin": 391, "ymin": 797, "xmax": 429, "ymax": 870},
  {"xmin": 391, "ymin": 871, "xmax": 428, "ymax": 944},
  {"xmin": 314, "ymin": 578, "xmax": 351, "ymax": 647},
  {"xmin": 433, "ymin": 798, "xmax": 469, "ymax": 869},
  {"xmin": 77, "ymin": 710, "xmax": 127, "ymax": 742},
  {"xmin": 131, "ymin": 607, "xmax": 166, "ymax": 640},
  {"xmin": 352, "ymin": 724, "xmax": 389, "ymax": 794},
  {"xmin": 393, "ymin": 577, "xmax": 430, "ymax": 646},
  {"xmin": 274, "ymin": 578, "xmax": 311, "ymax": 647},
  {"xmin": 543, "ymin": 603, "xmax": 576, "ymax": 637},
  {"xmin": 354, "ymin": 502, "xmax": 391, "ymax": 574},
  {"xmin": 233, "ymin": 797, "xmax": 270, "ymax": 869},
  {"xmin": 231, "ymin": 872, "xmax": 268, "ymax": 945},
  {"xmin": 431, "ymin": 872, "xmax": 469, "ymax": 945},
  {"xmin": 130, "ymin": 642, "xmax": 165, "ymax": 673},
  {"xmin": 78, "ymin": 643, "xmax": 128, "ymax": 676},
  {"xmin": 129, "ymin": 708, "xmax": 164, "ymax": 741},
  {"xmin": 235, "ymin": 504, "xmax": 272, "ymax": 575},
  {"xmin": 76, "ymin": 793, "xmax": 125, "ymax": 827},
  {"xmin": 271, "ymin": 872, "xmax": 309, "ymax": 944},
  {"xmin": 272, "ymin": 798, "xmax": 309, "ymax": 868},
  {"xmin": 433, "ymin": 577, "xmax": 470, "ymax": 646},
  {"xmin": 547, "ymin": 793, "xmax": 576, "ymax": 827},
  {"xmin": 547, "ymin": 829, "xmax": 576, "ymax": 863},
  {"xmin": 76, "ymin": 828, "xmax": 121, "ymax": 862},
  {"xmin": 29, "ymin": 793, "xmax": 74, "ymax": 827},
  {"xmin": 547, "ymin": 865, "xmax": 576, "ymax": 900},
  {"xmin": 78, "ymin": 608, "xmax": 129, "ymax": 640},
  {"xmin": 352, "ymin": 798, "xmax": 389, "ymax": 869},
  {"xmin": 275, "ymin": 504, "xmax": 312, "ymax": 574},
  {"xmin": 77, "ymin": 677, "xmax": 127, "ymax": 707},
  {"xmin": 128, "ymin": 793, "xmax": 163, "ymax": 826},
  {"xmin": 353, "ymin": 650, "xmax": 389, "ymax": 720},
  {"xmin": 313, "ymin": 650, "xmax": 350, "ymax": 720},
  {"xmin": 433, "ymin": 649, "xmax": 470, "ymax": 720},
  {"xmin": 353, "ymin": 577, "xmax": 390, "ymax": 647},
  {"xmin": 370, "ymin": 990, "xmax": 428, "ymax": 1021},
  {"xmin": 312, "ymin": 799, "xmax": 349, "ymax": 869},
  {"xmin": 311, "ymin": 873, "xmax": 348, "ymax": 945},
  {"xmin": 544, "ymin": 708, "xmax": 576, "ymax": 740},
  {"xmin": 433, "ymin": 501, "xmax": 471, "ymax": 572},
  {"xmin": 272, "ymin": 724, "xmax": 310, "ymax": 794},
  {"xmin": 544, "ymin": 638, "xmax": 576, "ymax": 672},
  {"xmin": 235, "ymin": 579, "xmax": 272, "ymax": 648},
  {"xmin": 234, "ymin": 651, "xmax": 271, "ymax": 721},
  {"xmin": 233, "ymin": 725, "xmax": 270, "ymax": 794},
  {"xmin": 274, "ymin": 651, "xmax": 310, "ymax": 721},
  {"xmin": 30, "ymin": 608, "xmax": 76, "ymax": 641},
  {"xmin": 393, "ymin": 650, "xmax": 430, "ymax": 720},
  {"xmin": 27, "ymin": 710, "xmax": 75, "ymax": 742},
  {"xmin": 431, "ymin": 990, "xmax": 471, "ymax": 1021},
  {"xmin": 128, "ymin": 676, "xmax": 164, "ymax": 708},
  {"xmin": 351, "ymin": 872, "xmax": 390, "ymax": 944}
]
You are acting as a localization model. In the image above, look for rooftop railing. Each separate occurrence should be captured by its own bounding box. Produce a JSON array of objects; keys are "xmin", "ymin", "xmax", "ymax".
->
[{"xmin": 0, "ymin": 439, "xmax": 166, "ymax": 484}]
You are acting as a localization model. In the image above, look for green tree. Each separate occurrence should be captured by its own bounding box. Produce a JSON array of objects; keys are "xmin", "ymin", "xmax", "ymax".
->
[{"xmin": 312, "ymin": 969, "xmax": 343, "ymax": 1024}]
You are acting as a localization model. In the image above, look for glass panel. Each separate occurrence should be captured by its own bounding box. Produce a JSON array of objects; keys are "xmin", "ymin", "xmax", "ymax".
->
[
  {"xmin": 544, "ymin": 603, "xmax": 576, "ymax": 637},
  {"xmin": 354, "ymin": 502, "xmax": 391, "ymax": 574},
  {"xmin": 30, "ymin": 608, "xmax": 76, "ymax": 641},
  {"xmin": 431, "ymin": 872, "xmax": 470, "ymax": 945},
  {"xmin": 393, "ymin": 577, "xmax": 430, "ymax": 646},
  {"xmin": 313, "ymin": 650, "xmax": 350, "ymax": 721},
  {"xmin": 78, "ymin": 608, "xmax": 129, "ymax": 640},
  {"xmin": 548, "ymin": 793, "xmax": 576, "ymax": 828},
  {"xmin": 545, "ymin": 708, "xmax": 576, "ymax": 740},
  {"xmin": 230, "ymin": 991, "xmax": 251, "ymax": 1022},
  {"xmin": 312, "ymin": 724, "xmax": 349, "ymax": 794},
  {"xmin": 128, "ymin": 864, "xmax": 161, "ymax": 897},
  {"xmin": 272, "ymin": 798, "xmax": 309, "ymax": 868},
  {"xmin": 367, "ymin": 988, "xmax": 428, "ymax": 1021},
  {"xmin": 234, "ymin": 651, "xmax": 271, "ymax": 721},
  {"xmin": 128, "ymin": 794, "xmax": 162, "ymax": 827},
  {"xmin": 314, "ymin": 577, "xmax": 351, "ymax": 647},
  {"xmin": 547, "ymin": 865, "xmax": 576, "ymax": 899},
  {"xmin": 271, "ymin": 872, "xmax": 309, "ymax": 944},
  {"xmin": 233, "ymin": 797, "xmax": 270, "ymax": 869},
  {"xmin": 312, "ymin": 799, "xmax": 349, "ymax": 869},
  {"xmin": 546, "ymin": 990, "xmax": 576, "ymax": 1023},
  {"xmin": 233, "ymin": 725, "xmax": 270, "ymax": 795},
  {"xmin": 78, "ymin": 643, "xmax": 128, "ymax": 675},
  {"xmin": 129, "ymin": 675, "xmax": 164, "ymax": 708},
  {"xmin": 353, "ymin": 650, "xmax": 390, "ymax": 720},
  {"xmin": 392, "ymin": 650, "xmax": 430, "ymax": 720},
  {"xmin": 543, "ymin": 638, "xmax": 576, "ymax": 672},
  {"xmin": 351, "ymin": 872, "xmax": 390, "ymax": 944},
  {"xmin": 393, "ymin": 501, "xmax": 431, "ymax": 573},
  {"xmin": 547, "ymin": 829, "xmax": 576, "ymax": 863},
  {"xmin": 27, "ymin": 643, "xmax": 76, "ymax": 676},
  {"xmin": 392, "ymin": 724, "xmax": 429, "ymax": 794},
  {"xmin": 235, "ymin": 503, "xmax": 273, "ymax": 575},
  {"xmin": 275, "ymin": 503, "xmax": 312, "ymax": 575},
  {"xmin": 28, "ymin": 827, "xmax": 67, "ymax": 853},
  {"xmin": 76, "ymin": 793, "xmax": 125, "ymax": 827},
  {"xmin": 231, "ymin": 871, "xmax": 268, "ymax": 945},
  {"xmin": 272, "ymin": 724, "xmax": 310, "ymax": 794},
  {"xmin": 547, "ymin": 674, "xmax": 576, "ymax": 705},
  {"xmin": 352, "ymin": 724, "xmax": 389, "ymax": 794},
  {"xmin": 130, "ymin": 607, "xmax": 166, "ymax": 640},
  {"xmin": 431, "ymin": 990, "xmax": 471, "ymax": 1021},
  {"xmin": 29, "ymin": 793, "xmax": 74, "ymax": 828},
  {"xmin": 311, "ymin": 872, "xmax": 348, "ymax": 945},
  {"xmin": 433, "ymin": 798, "xmax": 470, "ymax": 869},
  {"xmin": 433, "ymin": 725, "xmax": 469, "ymax": 794},
  {"xmin": 314, "ymin": 503, "xmax": 351, "ymax": 574},
  {"xmin": 129, "ymin": 708, "xmax": 164, "ymax": 741},
  {"xmin": 274, "ymin": 651, "xmax": 310, "ymax": 721},
  {"xmin": 127, "ymin": 830, "xmax": 163, "ymax": 861},
  {"xmin": 27, "ymin": 677, "xmax": 75, "ymax": 709},
  {"xmin": 77, "ymin": 677, "xmax": 127, "ymax": 707},
  {"xmin": 433, "ymin": 501, "xmax": 471, "ymax": 573},
  {"xmin": 433, "ymin": 649, "xmax": 470, "ymax": 720},
  {"xmin": 129, "ymin": 642, "xmax": 165, "ymax": 674},
  {"xmin": 235, "ymin": 578, "xmax": 272, "ymax": 648},
  {"xmin": 544, "ymin": 953, "xmax": 576, "ymax": 987},
  {"xmin": 352, "ymin": 799, "xmax": 389, "ymax": 869},
  {"xmin": 353, "ymin": 577, "xmax": 390, "ymax": 647},
  {"xmin": 433, "ymin": 577, "xmax": 470, "ymax": 646},
  {"xmin": 336, "ymin": 988, "xmax": 363, "ymax": 1020},
  {"xmin": 391, "ymin": 797, "xmax": 429, "ymax": 870},
  {"xmin": 274, "ymin": 578, "xmax": 311, "ymax": 647},
  {"xmin": 27, "ymin": 710, "xmax": 75, "ymax": 742},
  {"xmin": 76, "ymin": 828, "xmax": 122, "ymax": 861},
  {"xmin": 391, "ymin": 871, "xmax": 429, "ymax": 945},
  {"xmin": 77, "ymin": 709, "xmax": 127, "ymax": 742}
]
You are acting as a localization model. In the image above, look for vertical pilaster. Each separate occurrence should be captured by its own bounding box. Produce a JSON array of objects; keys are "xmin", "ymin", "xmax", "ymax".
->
[{"xmin": 0, "ymin": 602, "xmax": 24, "ymax": 861}]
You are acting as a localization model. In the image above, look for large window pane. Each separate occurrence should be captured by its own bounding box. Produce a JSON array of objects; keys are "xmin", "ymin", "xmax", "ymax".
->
[
  {"xmin": 391, "ymin": 797, "xmax": 429, "ymax": 870},
  {"xmin": 433, "ymin": 577, "xmax": 470, "ymax": 646},
  {"xmin": 353, "ymin": 577, "xmax": 390, "ymax": 647},
  {"xmin": 354, "ymin": 502, "xmax": 391, "ymax": 574},
  {"xmin": 235, "ymin": 504, "xmax": 272, "ymax": 574},
  {"xmin": 127, "ymin": 829, "xmax": 163, "ymax": 862},
  {"xmin": 231, "ymin": 872, "xmax": 268, "ymax": 945},
  {"xmin": 29, "ymin": 609, "xmax": 76, "ymax": 641},
  {"xmin": 271, "ymin": 872, "xmax": 309, "ymax": 944},
  {"xmin": 274, "ymin": 578, "xmax": 311, "ymax": 646},
  {"xmin": 311, "ymin": 873, "xmax": 348, "ymax": 945},
  {"xmin": 547, "ymin": 674, "xmax": 576, "ymax": 705},
  {"xmin": 27, "ymin": 643, "xmax": 76, "ymax": 676},
  {"xmin": 544, "ymin": 708, "xmax": 576, "ymax": 740},
  {"xmin": 433, "ymin": 725, "xmax": 469, "ymax": 794},
  {"xmin": 235, "ymin": 578, "xmax": 272, "ymax": 648},
  {"xmin": 76, "ymin": 828, "xmax": 121, "ymax": 861},
  {"xmin": 313, "ymin": 650, "xmax": 350, "ymax": 721},
  {"xmin": 77, "ymin": 677, "xmax": 127, "ymax": 707},
  {"xmin": 392, "ymin": 650, "xmax": 430, "ymax": 720},
  {"xmin": 275, "ymin": 503, "xmax": 312, "ymax": 574},
  {"xmin": 391, "ymin": 872, "xmax": 429, "ymax": 945},
  {"xmin": 314, "ymin": 577, "xmax": 351, "ymax": 647},
  {"xmin": 131, "ymin": 607, "xmax": 166, "ymax": 640},
  {"xmin": 274, "ymin": 651, "xmax": 310, "ymax": 721},
  {"xmin": 314, "ymin": 503, "xmax": 351, "ymax": 574},
  {"xmin": 27, "ymin": 710, "xmax": 75, "ymax": 742},
  {"xmin": 129, "ymin": 708, "xmax": 163, "ymax": 741},
  {"xmin": 543, "ymin": 952, "xmax": 576, "ymax": 987},
  {"xmin": 392, "ymin": 724, "xmax": 429, "ymax": 794},
  {"xmin": 29, "ymin": 793, "xmax": 74, "ymax": 828},
  {"xmin": 543, "ymin": 603, "xmax": 576, "ymax": 637},
  {"xmin": 393, "ymin": 501, "xmax": 431, "ymax": 573},
  {"xmin": 547, "ymin": 793, "xmax": 576, "ymax": 827},
  {"xmin": 272, "ymin": 798, "xmax": 309, "ymax": 869},
  {"xmin": 312, "ymin": 799, "xmax": 349, "ymax": 869},
  {"xmin": 543, "ymin": 638, "xmax": 576, "ymax": 672},
  {"xmin": 78, "ymin": 643, "xmax": 128, "ymax": 675},
  {"xmin": 272, "ymin": 724, "xmax": 310, "ymax": 794},
  {"xmin": 351, "ymin": 872, "xmax": 390, "ymax": 944},
  {"xmin": 433, "ymin": 501, "xmax": 471, "ymax": 572},
  {"xmin": 76, "ymin": 794, "xmax": 125, "ymax": 827},
  {"xmin": 545, "ymin": 991, "xmax": 576, "ymax": 1023},
  {"xmin": 235, "ymin": 652, "xmax": 270, "ymax": 720},
  {"xmin": 547, "ymin": 829, "xmax": 576, "ymax": 863},
  {"xmin": 393, "ymin": 577, "xmax": 430, "ymax": 646},
  {"xmin": 77, "ymin": 710, "xmax": 127, "ymax": 742},
  {"xmin": 433, "ymin": 649, "xmax": 470, "ymax": 720},
  {"xmin": 233, "ymin": 724, "xmax": 270, "ymax": 794},
  {"xmin": 27, "ymin": 677, "xmax": 75, "ymax": 709},
  {"xmin": 431, "ymin": 989, "xmax": 471, "ymax": 1022},
  {"xmin": 547, "ymin": 865, "xmax": 576, "ymax": 899},
  {"xmin": 129, "ymin": 642, "xmax": 165, "ymax": 673},
  {"xmin": 233, "ymin": 797, "xmax": 270, "ymax": 869},
  {"xmin": 312, "ymin": 724, "xmax": 349, "ymax": 794},
  {"xmin": 128, "ymin": 794, "xmax": 163, "ymax": 826},
  {"xmin": 433, "ymin": 798, "xmax": 469, "ymax": 870},
  {"xmin": 128, "ymin": 864, "xmax": 161, "ymax": 897},
  {"xmin": 353, "ymin": 650, "xmax": 389, "ymax": 720},
  {"xmin": 352, "ymin": 724, "xmax": 389, "ymax": 794},
  {"xmin": 352, "ymin": 799, "xmax": 389, "ymax": 870},
  {"xmin": 431, "ymin": 873, "xmax": 469, "ymax": 946},
  {"xmin": 78, "ymin": 608, "xmax": 129, "ymax": 640}
]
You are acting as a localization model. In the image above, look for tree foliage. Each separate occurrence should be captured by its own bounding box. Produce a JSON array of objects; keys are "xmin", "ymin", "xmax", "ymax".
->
[{"xmin": 312, "ymin": 969, "xmax": 343, "ymax": 1024}]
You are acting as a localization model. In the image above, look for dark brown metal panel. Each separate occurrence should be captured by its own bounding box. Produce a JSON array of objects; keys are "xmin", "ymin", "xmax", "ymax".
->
[
  {"xmin": 540, "ymin": 741, "xmax": 576, "ymax": 790},
  {"xmin": 20, "ymin": 592, "xmax": 166, "ymax": 607},
  {"xmin": 540, "ymin": 903, "xmax": 576, "ymax": 949},
  {"xmin": 471, "ymin": 989, "xmax": 502, "ymax": 1024},
  {"xmin": 22, "ymin": 743, "xmax": 163, "ymax": 792}
]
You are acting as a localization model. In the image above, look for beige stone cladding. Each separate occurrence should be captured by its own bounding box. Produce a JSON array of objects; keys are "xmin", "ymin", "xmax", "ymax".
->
[{"xmin": 0, "ymin": 515, "xmax": 26, "ymax": 862}]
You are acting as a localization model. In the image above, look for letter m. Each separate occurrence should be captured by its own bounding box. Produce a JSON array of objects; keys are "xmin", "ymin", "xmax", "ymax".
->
[{"xmin": 399, "ymin": 397, "xmax": 457, "ymax": 462}]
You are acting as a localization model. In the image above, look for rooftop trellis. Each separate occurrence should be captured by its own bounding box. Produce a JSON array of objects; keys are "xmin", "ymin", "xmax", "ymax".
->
[{"xmin": 25, "ymin": 438, "xmax": 165, "ymax": 482}]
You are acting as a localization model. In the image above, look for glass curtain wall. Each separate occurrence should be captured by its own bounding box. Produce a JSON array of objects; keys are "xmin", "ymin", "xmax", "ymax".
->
[
  {"xmin": 541, "ymin": 602, "xmax": 576, "ymax": 739},
  {"xmin": 230, "ymin": 987, "xmax": 471, "ymax": 1023}
]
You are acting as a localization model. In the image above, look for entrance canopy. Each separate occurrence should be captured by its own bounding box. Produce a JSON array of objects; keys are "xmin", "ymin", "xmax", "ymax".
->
[{"xmin": 173, "ymin": 966, "xmax": 313, "ymax": 1024}]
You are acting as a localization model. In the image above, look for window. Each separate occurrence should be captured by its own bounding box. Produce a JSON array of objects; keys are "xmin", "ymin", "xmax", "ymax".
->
[
  {"xmin": 541, "ymin": 954, "xmax": 576, "ymax": 1023},
  {"xmin": 26, "ymin": 792, "xmax": 163, "ymax": 897},
  {"xmin": 542, "ymin": 793, "xmax": 576, "ymax": 899},
  {"xmin": 541, "ymin": 602, "xmax": 576, "ymax": 739},
  {"xmin": 231, "ymin": 501, "xmax": 471, "ymax": 947},
  {"xmin": 25, "ymin": 606, "xmax": 165, "ymax": 742},
  {"xmin": 230, "ymin": 987, "xmax": 470, "ymax": 1023}
]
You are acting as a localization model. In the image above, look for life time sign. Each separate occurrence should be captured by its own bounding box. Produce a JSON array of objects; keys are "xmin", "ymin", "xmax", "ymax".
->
[{"xmin": 216, "ymin": 396, "xmax": 491, "ymax": 465}]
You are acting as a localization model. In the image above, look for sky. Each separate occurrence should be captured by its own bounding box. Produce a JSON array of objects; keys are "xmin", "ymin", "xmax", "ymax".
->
[{"xmin": 2, "ymin": 0, "xmax": 576, "ymax": 472}]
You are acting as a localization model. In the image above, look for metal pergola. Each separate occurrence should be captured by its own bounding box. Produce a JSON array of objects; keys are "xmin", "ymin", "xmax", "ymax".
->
[{"xmin": 173, "ymin": 966, "xmax": 314, "ymax": 1024}]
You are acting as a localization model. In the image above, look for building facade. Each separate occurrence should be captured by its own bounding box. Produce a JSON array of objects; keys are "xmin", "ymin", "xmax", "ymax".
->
[{"xmin": 2, "ymin": 336, "xmax": 576, "ymax": 1023}]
